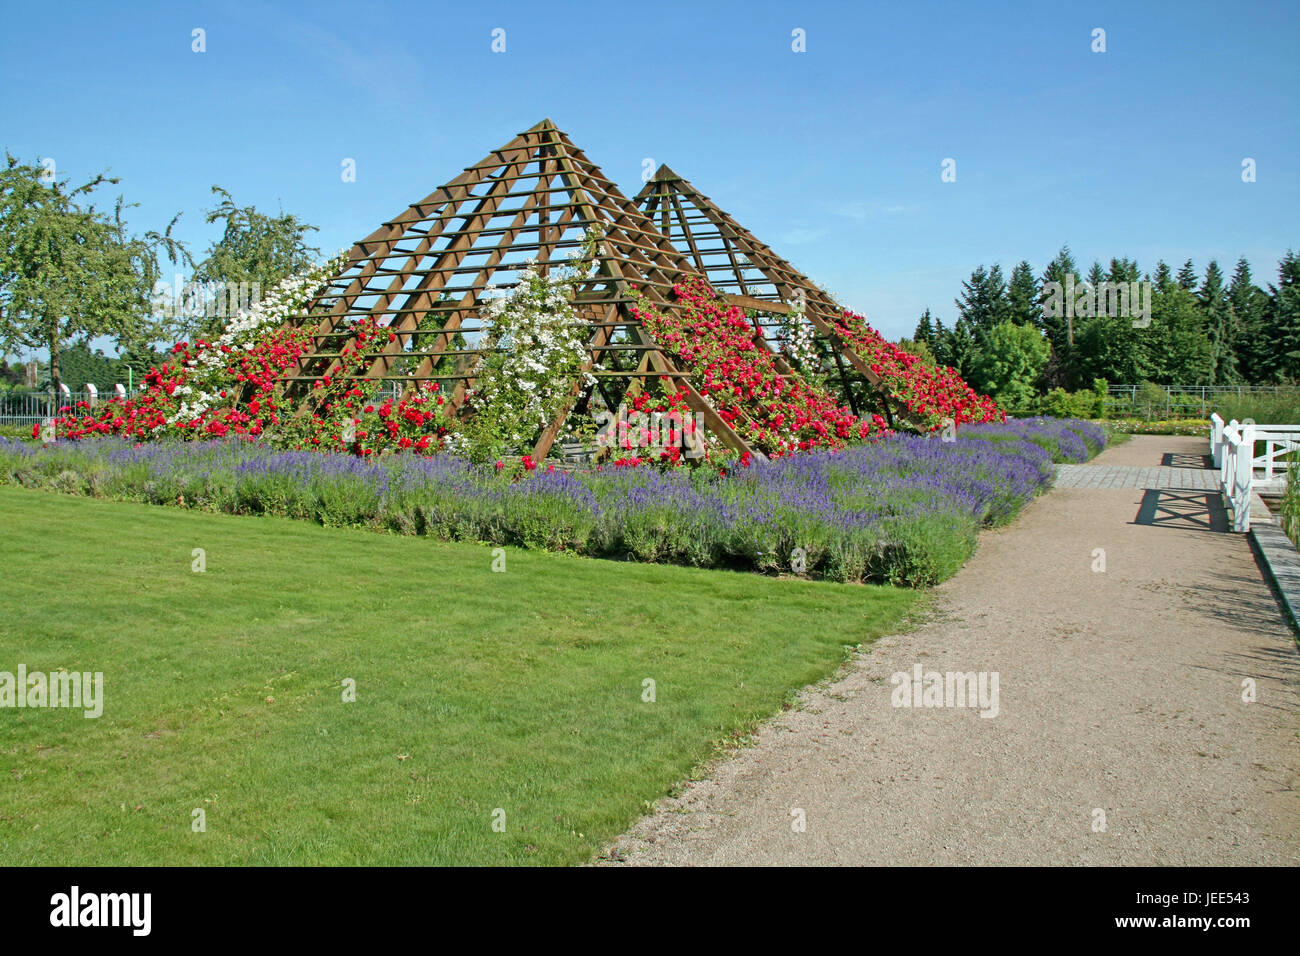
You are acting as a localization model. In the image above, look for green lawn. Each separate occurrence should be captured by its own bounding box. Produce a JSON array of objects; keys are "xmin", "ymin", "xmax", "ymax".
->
[{"xmin": 0, "ymin": 485, "xmax": 921, "ymax": 865}]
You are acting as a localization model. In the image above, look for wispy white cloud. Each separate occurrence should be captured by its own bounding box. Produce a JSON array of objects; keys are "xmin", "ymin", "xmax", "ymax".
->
[
  {"xmin": 777, "ymin": 227, "xmax": 829, "ymax": 246},
  {"xmin": 830, "ymin": 200, "xmax": 919, "ymax": 222},
  {"xmin": 234, "ymin": 4, "xmax": 423, "ymax": 99}
]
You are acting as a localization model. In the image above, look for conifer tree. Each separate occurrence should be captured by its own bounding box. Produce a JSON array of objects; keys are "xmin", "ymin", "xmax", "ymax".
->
[
  {"xmin": 1198, "ymin": 260, "xmax": 1238, "ymax": 383},
  {"xmin": 1006, "ymin": 261, "xmax": 1039, "ymax": 326},
  {"xmin": 1153, "ymin": 260, "xmax": 1174, "ymax": 293},
  {"xmin": 913, "ymin": 308, "xmax": 936, "ymax": 347},
  {"xmin": 955, "ymin": 265, "xmax": 1009, "ymax": 335},
  {"xmin": 947, "ymin": 316, "xmax": 976, "ymax": 377},
  {"xmin": 1228, "ymin": 257, "xmax": 1271, "ymax": 383},
  {"xmin": 931, "ymin": 314, "xmax": 951, "ymax": 367},
  {"xmin": 1267, "ymin": 250, "xmax": 1300, "ymax": 382},
  {"xmin": 1107, "ymin": 257, "xmax": 1140, "ymax": 284},
  {"xmin": 1086, "ymin": 261, "xmax": 1106, "ymax": 292},
  {"xmin": 1038, "ymin": 246, "xmax": 1079, "ymax": 387}
]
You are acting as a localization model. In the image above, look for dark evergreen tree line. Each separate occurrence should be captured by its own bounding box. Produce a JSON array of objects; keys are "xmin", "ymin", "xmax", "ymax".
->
[{"xmin": 909, "ymin": 247, "xmax": 1300, "ymax": 400}]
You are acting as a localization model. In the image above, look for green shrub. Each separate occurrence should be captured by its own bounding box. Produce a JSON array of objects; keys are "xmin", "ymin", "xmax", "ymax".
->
[
  {"xmin": 1280, "ymin": 468, "xmax": 1300, "ymax": 546},
  {"xmin": 1039, "ymin": 388, "xmax": 1099, "ymax": 419},
  {"xmin": 1134, "ymin": 381, "xmax": 1171, "ymax": 418},
  {"xmin": 870, "ymin": 513, "xmax": 976, "ymax": 586}
]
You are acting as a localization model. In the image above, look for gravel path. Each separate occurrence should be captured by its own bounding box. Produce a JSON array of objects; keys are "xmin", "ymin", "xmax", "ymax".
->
[{"xmin": 601, "ymin": 435, "xmax": 1300, "ymax": 866}]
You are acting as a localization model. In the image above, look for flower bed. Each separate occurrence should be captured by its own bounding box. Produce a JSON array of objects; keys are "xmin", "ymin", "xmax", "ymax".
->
[
  {"xmin": 631, "ymin": 276, "xmax": 887, "ymax": 457},
  {"xmin": 0, "ymin": 418, "xmax": 1103, "ymax": 587},
  {"xmin": 39, "ymin": 246, "xmax": 1005, "ymax": 467},
  {"xmin": 1101, "ymin": 418, "xmax": 1210, "ymax": 436},
  {"xmin": 830, "ymin": 309, "xmax": 1003, "ymax": 430},
  {"xmin": 961, "ymin": 416, "xmax": 1107, "ymax": 461},
  {"xmin": 43, "ymin": 253, "xmax": 458, "ymax": 457}
]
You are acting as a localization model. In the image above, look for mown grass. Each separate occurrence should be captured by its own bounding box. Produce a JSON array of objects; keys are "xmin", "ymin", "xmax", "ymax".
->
[{"xmin": 0, "ymin": 485, "xmax": 922, "ymax": 865}]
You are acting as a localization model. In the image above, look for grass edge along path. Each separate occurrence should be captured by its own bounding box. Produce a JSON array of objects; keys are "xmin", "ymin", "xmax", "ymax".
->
[{"xmin": 0, "ymin": 485, "xmax": 922, "ymax": 865}]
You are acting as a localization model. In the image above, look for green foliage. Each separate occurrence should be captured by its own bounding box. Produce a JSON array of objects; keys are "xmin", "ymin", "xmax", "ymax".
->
[
  {"xmin": 1199, "ymin": 260, "xmax": 1239, "ymax": 384},
  {"xmin": 1132, "ymin": 380, "xmax": 1171, "ymax": 418},
  {"xmin": 1266, "ymin": 251, "xmax": 1300, "ymax": 383},
  {"xmin": 1149, "ymin": 285, "xmax": 1214, "ymax": 384},
  {"xmin": 939, "ymin": 316, "xmax": 976, "ymax": 377},
  {"xmin": 920, "ymin": 249, "xmax": 1299, "ymax": 411},
  {"xmin": 53, "ymin": 341, "xmax": 118, "ymax": 390},
  {"xmin": 1006, "ymin": 261, "xmax": 1040, "ymax": 326},
  {"xmin": 195, "ymin": 186, "xmax": 320, "ymax": 290},
  {"xmin": 969, "ymin": 320, "xmax": 1049, "ymax": 411},
  {"xmin": 0, "ymin": 356, "xmax": 36, "ymax": 391},
  {"xmin": 1211, "ymin": 392, "xmax": 1300, "ymax": 424},
  {"xmin": 1038, "ymin": 387, "xmax": 1100, "ymax": 419},
  {"xmin": 0, "ymin": 154, "xmax": 186, "ymax": 393},
  {"xmin": 1037, "ymin": 245, "xmax": 1079, "ymax": 385},
  {"xmin": 1073, "ymin": 312, "xmax": 1149, "ymax": 386},
  {"xmin": 1280, "ymin": 466, "xmax": 1300, "ymax": 546},
  {"xmin": 457, "ymin": 228, "xmax": 603, "ymax": 462},
  {"xmin": 895, "ymin": 336, "xmax": 936, "ymax": 366},
  {"xmin": 1229, "ymin": 257, "xmax": 1272, "ymax": 383},
  {"xmin": 913, "ymin": 308, "xmax": 936, "ymax": 347},
  {"xmin": 1153, "ymin": 260, "xmax": 1173, "ymax": 293},
  {"xmin": 186, "ymin": 186, "xmax": 320, "ymax": 338},
  {"xmin": 955, "ymin": 263, "xmax": 1010, "ymax": 334}
]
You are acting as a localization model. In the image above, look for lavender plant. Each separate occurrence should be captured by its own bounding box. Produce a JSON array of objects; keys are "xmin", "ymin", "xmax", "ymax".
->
[{"xmin": 0, "ymin": 418, "xmax": 1104, "ymax": 587}]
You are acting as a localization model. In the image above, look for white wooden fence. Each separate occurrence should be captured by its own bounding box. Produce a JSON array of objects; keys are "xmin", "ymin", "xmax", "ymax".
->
[
  {"xmin": 0, "ymin": 385, "xmax": 130, "ymax": 425},
  {"xmin": 1211, "ymin": 413, "xmax": 1300, "ymax": 531}
]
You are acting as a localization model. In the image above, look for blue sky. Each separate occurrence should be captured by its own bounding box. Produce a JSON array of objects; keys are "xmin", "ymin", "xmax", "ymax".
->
[{"xmin": 2, "ymin": 0, "xmax": 1297, "ymax": 349}]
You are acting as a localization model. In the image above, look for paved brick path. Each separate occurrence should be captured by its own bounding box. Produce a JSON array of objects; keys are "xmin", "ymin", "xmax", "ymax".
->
[{"xmin": 1055, "ymin": 463, "xmax": 1221, "ymax": 490}]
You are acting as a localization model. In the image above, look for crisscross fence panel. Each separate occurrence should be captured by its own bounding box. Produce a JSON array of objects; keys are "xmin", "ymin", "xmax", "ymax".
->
[{"xmin": 0, "ymin": 390, "xmax": 128, "ymax": 425}]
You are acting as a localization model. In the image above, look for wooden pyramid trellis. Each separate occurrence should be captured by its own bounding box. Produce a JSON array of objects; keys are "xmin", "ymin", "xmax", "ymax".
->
[
  {"xmin": 634, "ymin": 165, "xmax": 899, "ymax": 423},
  {"xmin": 273, "ymin": 120, "xmax": 812, "ymax": 460}
]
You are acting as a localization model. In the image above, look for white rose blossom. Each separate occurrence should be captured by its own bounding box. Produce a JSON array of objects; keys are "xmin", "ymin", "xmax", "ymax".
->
[
  {"xmin": 462, "ymin": 227, "xmax": 606, "ymax": 456},
  {"xmin": 161, "ymin": 250, "xmax": 350, "ymax": 426}
]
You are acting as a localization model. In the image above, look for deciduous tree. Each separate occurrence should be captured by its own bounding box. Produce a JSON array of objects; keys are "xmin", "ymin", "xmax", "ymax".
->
[{"xmin": 0, "ymin": 154, "xmax": 185, "ymax": 398}]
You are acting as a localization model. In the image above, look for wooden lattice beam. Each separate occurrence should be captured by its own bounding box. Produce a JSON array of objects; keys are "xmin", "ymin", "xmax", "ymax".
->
[
  {"xmin": 271, "ymin": 119, "xmax": 762, "ymax": 457},
  {"xmin": 633, "ymin": 164, "xmax": 901, "ymax": 420}
]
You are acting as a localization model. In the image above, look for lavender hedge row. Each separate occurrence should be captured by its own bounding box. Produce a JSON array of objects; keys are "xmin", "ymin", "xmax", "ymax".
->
[{"xmin": 0, "ymin": 418, "xmax": 1105, "ymax": 586}]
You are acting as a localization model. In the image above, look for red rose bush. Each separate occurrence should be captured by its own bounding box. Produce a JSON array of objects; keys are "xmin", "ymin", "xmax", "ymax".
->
[{"xmin": 830, "ymin": 309, "xmax": 1003, "ymax": 431}]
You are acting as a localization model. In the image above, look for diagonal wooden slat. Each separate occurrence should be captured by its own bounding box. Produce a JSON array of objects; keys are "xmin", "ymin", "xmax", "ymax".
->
[
  {"xmin": 273, "ymin": 121, "xmax": 903, "ymax": 458},
  {"xmin": 634, "ymin": 164, "xmax": 908, "ymax": 421}
]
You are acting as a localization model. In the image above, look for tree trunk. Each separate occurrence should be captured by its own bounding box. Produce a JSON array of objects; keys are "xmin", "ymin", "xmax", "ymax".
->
[{"xmin": 48, "ymin": 323, "xmax": 61, "ymax": 415}]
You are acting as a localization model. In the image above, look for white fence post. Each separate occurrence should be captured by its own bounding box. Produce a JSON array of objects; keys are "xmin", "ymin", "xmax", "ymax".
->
[
  {"xmin": 1222, "ymin": 420, "xmax": 1237, "ymax": 491},
  {"xmin": 85, "ymin": 383, "xmax": 98, "ymax": 407},
  {"xmin": 1235, "ymin": 421, "xmax": 1255, "ymax": 532}
]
